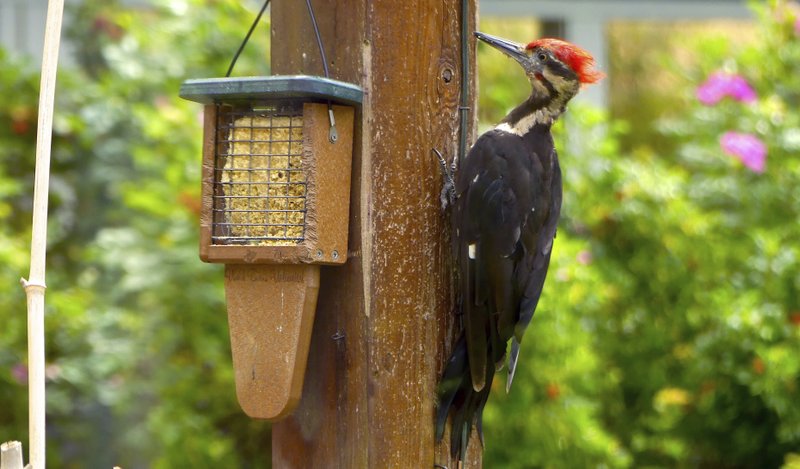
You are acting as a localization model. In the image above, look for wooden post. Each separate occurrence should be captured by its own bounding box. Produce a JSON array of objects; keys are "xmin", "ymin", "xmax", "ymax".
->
[{"xmin": 270, "ymin": 1, "xmax": 478, "ymax": 467}]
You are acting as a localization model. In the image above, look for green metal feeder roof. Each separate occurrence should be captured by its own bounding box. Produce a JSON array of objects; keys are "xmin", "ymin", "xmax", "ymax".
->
[{"xmin": 179, "ymin": 75, "xmax": 363, "ymax": 106}]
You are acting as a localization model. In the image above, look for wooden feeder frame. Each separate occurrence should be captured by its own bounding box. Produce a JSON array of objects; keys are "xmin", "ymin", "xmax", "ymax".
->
[
  {"xmin": 181, "ymin": 76, "xmax": 362, "ymax": 265},
  {"xmin": 180, "ymin": 76, "xmax": 362, "ymax": 421}
]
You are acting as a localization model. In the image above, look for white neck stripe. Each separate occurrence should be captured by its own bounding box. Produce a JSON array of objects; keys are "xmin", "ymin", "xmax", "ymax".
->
[{"xmin": 494, "ymin": 108, "xmax": 559, "ymax": 136}]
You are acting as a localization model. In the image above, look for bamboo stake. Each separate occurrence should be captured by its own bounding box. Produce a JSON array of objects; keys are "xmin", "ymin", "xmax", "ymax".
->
[{"xmin": 20, "ymin": 0, "xmax": 65, "ymax": 467}]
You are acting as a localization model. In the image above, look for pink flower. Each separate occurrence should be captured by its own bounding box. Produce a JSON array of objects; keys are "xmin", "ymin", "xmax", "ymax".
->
[
  {"xmin": 727, "ymin": 76, "xmax": 757, "ymax": 103},
  {"xmin": 11, "ymin": 363, "xmax": 28, "ymax": 385},
  {"xmin": 576, "ymin": 250, "xmax": 593, "ymax": 265},
  {"xmin": 697, "ymin": 72, "xmax": 757, "ymax": 105},
  {"xmin": 720, "ymin": 132, "xmax": 767, "ymax": 173},
  {"xmin": 795, "ymin": 16, "xmax": 800, "ymax": 36}
]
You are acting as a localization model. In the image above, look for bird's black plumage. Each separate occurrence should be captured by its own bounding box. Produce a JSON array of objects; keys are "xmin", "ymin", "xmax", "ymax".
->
[
  {"xmin": 436, "ymin": 118, "xmax": 562, "ymax": 459},
  {"xmin": 435, "ymin": 31, "xmax": 601, "ymax": 462}
]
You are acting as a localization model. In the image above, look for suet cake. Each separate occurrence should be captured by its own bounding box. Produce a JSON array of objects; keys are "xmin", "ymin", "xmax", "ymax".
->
[{"xmin": 220, "ymin": 114, "xmax": 306, "ymax": 245}]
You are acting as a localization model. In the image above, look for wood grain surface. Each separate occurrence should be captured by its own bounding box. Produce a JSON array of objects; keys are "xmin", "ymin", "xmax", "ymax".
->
[{"xmin": 270, "ymin": 1, "xmax": 478, "ymax": 467}]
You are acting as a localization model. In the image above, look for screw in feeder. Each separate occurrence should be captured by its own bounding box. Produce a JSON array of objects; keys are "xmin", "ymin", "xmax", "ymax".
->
[{"xmin": 328, "ymin": 106, "xmax": 338, "ymax": 143}]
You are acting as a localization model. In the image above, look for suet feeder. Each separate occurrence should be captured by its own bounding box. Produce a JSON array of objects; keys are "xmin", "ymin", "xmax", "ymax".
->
[{"xmin": 180, "ymin": 76, "xmax": 362, "ymax": 420}]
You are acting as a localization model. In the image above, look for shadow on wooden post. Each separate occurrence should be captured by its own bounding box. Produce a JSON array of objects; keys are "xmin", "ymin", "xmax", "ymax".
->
[{"xmin": 270, "ymin": 0, "xmax": 480, "ymax": 467}]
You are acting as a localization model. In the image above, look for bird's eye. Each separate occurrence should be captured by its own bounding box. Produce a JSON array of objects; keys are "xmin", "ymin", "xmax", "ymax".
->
[{"xmin": 537, "ymin": 52, "xmax": 548, "ymax": 62}]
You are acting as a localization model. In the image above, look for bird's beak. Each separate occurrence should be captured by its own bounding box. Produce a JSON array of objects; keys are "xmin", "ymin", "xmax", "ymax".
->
[{"xmin": 474, "ymin": 31, "xmax": 529, "ymax": 66}]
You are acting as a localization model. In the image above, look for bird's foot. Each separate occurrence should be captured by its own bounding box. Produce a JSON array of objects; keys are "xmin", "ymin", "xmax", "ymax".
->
[{"xmin": 432, "ymin": 148, "xmax": 456, "ymax": 211}]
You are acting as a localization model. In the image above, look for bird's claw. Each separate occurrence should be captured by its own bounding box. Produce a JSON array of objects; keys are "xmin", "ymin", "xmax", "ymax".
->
[{"xmin": 432, "ymin": 148, "xmax": 456, "ymax": 210}]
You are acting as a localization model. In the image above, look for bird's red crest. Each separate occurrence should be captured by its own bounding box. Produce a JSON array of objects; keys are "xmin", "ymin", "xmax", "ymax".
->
[{"xmin": 526, "ymin": 38, "xmax": 604, "ymax": 84}]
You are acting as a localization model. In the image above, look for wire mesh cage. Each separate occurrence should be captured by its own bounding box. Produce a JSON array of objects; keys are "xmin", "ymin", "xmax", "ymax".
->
[
  {"xmin": 180, "ymin": 76, "xmax": 362, "ymax": 265},
  {"xmin": 213, "ymin": 103, "xmax": 307, "ymax": 246}
]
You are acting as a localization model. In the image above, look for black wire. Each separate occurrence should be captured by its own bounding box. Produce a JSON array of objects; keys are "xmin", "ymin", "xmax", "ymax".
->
[
  {"xmin": 305, "ymin": 0, "xmax": 336, "ymax": 141},
  {"xmin": 457, "ymin": 0, "xmax": 470, "ymax": 166},
  {"xmin": 226, "ymin": 0, "xmax": 271, "ymax": 78},
  {"xmin": 305, "ymin": 0, "xmax": 330, "ymax": 79}
]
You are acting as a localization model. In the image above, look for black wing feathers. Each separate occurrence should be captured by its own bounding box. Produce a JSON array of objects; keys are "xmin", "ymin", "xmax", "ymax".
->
[
  {"xmin": 516, "ymin": 153, "xmax": 561, "ymax": 340},
  {"xmin": 436, "ymin": 125, "xmax": 562, "ymax": 460}
]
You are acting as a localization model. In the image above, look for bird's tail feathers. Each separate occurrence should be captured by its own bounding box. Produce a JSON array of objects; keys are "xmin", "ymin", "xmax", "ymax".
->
[
  {"xmin": 435, "ymin": 336, "xmax": 468, "ymax": 441},
  {"xmin": 506, "ymin": 336, "xmax": 522, "ymax": 393},
  {"xmin": 435, "ymin": 334, "xmax": 494, "ymax": 461}
]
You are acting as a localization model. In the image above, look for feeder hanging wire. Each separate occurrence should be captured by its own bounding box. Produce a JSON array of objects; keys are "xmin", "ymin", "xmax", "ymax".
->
[
  {"xmin": 304, "ymin": 0, "xmax": 338, "ymax": 141},
  {"xmin": 304, "ymin": 0, "xmax": 330, "ymax": 79},
  {"xmin": 226, "ymin": 0, "xmax": 271, "ymax": 78},
  {"xmin": 224, "ymin": 0, "xmax": 337, "ymax": 140},
  {"xmin": 226, "ymin": 0, "xmax": 332, "ymax": 82},
  {"xmin": 458, "ymin": 0, "xmax": 470, "ymax": 167}
]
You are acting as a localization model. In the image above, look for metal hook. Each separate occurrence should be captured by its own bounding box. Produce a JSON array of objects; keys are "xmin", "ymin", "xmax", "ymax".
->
[
  {"xmin": 303, "ymin": 0, "xmax": 339, "ymax": 142},
  {"xmin": 328, "ymin": 106, "xmax": 338, "ymax": 143}
]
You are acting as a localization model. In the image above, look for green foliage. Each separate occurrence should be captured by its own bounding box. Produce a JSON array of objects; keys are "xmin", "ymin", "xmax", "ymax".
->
[
  {"xmin": 475, "ymin": 20, "xmax": 540, "ymax": 128},
  {"xmin": 3, "ymin": 1, "xmax": 799, "ymax": 467},
  {"xmin": 1, "ymin": 0, "xmax": 271, "ymax": 466},
  {"xmin": 0, "ymin": 47, "xmax": 38, "ymax": 459},
  {"xmin": 481, "ymin": 2, "xmax": 800, "ymax": 467},
  {"xmin": 608, "ymin": 19, "xmax": 758, "ymax": 156}
]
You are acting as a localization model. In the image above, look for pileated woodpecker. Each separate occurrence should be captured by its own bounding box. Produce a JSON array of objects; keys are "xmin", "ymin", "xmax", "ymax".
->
[{"xmin": 435, "ymin": 32, "xmax": 603, "ymax": 461}]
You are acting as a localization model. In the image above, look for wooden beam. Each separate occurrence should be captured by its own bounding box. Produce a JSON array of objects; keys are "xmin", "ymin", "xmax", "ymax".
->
[{"xmin": 270, "ymin": 0, "xmax": 479, "ymax": 467}]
